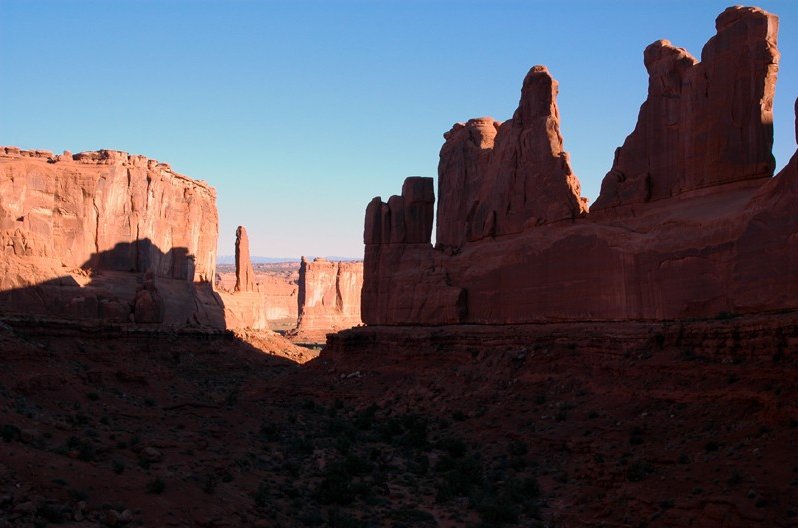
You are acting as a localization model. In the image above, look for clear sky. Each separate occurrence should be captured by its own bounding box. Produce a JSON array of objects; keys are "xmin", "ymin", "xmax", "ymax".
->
[{"xmin": 2, "ymin": 0, "xmax": 797, "ymax": 258}]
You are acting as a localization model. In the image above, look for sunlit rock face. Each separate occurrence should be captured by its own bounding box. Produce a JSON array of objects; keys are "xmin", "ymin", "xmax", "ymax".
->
[
  {"xmin": 0, "ymin": 147, "xmax": 223, "ymax": 326},
  {"xmin": 362, "ymin": 6, "xmax": 798, "ymax": 326},
  {"xmin": 436, "ymin": 66, "xmax": 588, "ymax": 252},
  {"xmin": 291, "ymin": 257, "xmax": 363, "ymax": 342},
  {"xmin": 234, "ymin": 226, "xmax": 256, "ymax": 293}
]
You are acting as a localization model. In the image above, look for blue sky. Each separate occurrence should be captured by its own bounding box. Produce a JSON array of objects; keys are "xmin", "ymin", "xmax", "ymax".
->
[{"xmin": 2, "ymin": 0, "xmax": 797, "ymax": 258}]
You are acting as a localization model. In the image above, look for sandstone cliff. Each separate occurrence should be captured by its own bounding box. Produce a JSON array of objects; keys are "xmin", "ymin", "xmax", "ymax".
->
[
  {"xmin": 362, "ymin": 6, "xmax": 798, "ymax": 326},
  {"xmin": 593, "ymin": 6, "xmax": 779, "ymax": 210},
  {"xmin": 437, "ymin": 66, "xmax": 588, "ymax": 250},
  {"xmin": 291, "ymin": 257, "xmax": 363, "ymax": 343},
  {"xmin": 0, "ymin": 147, "xmax": 223, "ymax": 326}
]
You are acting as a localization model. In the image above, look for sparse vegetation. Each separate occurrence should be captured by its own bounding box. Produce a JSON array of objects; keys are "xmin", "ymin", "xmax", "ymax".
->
[{"xmin": 146, "ymin": 477, "xmax": 166, "ymax": 495}]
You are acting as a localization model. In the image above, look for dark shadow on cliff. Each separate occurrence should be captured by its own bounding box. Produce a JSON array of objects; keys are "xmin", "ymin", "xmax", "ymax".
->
[{"xmin": 0, "ymin": 239, "xmax": 227, "ymax": 326}]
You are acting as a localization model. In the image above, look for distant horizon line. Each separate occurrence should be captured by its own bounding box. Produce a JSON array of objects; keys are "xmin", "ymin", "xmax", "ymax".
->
[{"xmin": 216, "ymin": 255, "xmax": 363, "ymax": 264}]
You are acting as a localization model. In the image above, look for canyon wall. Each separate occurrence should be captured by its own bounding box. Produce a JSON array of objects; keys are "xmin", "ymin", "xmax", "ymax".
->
[
  {"xmin": 593, "ymin": 7, "xmax": 779, "ymax": 209},
  {"xmin": 0, "ymin": 147, "xmax": 225, "ymax": 326},
  {"xmin": 363, "ymin": 6, "xmax": 798, "ymax": 326},
  {"xmin": 216, "ymin": 262, "xmax": 299, "ymax": 330},
  {"xmin": 291, "ymin": 257, "xmax": 363, "ymax": 342}
]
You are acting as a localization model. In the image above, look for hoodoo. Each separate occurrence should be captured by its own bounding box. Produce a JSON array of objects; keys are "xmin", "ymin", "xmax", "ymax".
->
[{"xmin": 234, "ymin": 225, "xmax": 257, "ymax": 293}]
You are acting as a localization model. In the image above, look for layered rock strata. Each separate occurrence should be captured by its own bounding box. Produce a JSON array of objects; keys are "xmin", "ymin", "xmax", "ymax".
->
[
  {"xmin": 291, "ymin": 257, "xmax": 363, "ymax": 343},
  {"xmin": 362, "ymin": 6, "xmax": 798, "ymax": 326},
  {"xmin": 0, "ymin": 148, "xmax": 224, "ymax": 326}
]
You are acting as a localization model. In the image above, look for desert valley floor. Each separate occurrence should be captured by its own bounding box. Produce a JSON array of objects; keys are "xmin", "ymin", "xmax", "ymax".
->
[{"xmin": 0, "ymin": 316, "xmax": 796, "ymax": 527}]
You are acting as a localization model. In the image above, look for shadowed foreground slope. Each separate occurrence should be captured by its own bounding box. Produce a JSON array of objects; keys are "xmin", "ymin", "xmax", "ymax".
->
[{"xmin": 1, "ymin": 314, "xmax": 796, "ymax": 527}]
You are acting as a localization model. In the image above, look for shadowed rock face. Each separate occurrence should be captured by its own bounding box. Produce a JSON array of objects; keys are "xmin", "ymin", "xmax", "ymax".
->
[
  {"xmin": 362, "ymin": 6, "xmax": 798, "ymax": 326},
  {"xmin": 436, "ymin": 66, "xmax": 588, "ymax": 251},
  {"xmin": 593, "ymin": 6, "xmax": 780, "ymax": 210}
]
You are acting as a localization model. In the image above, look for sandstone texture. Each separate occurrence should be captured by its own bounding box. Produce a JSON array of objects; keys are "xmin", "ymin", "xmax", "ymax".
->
[
  {"xmin": 216, "ymin": 262, "xmax": 300, "ymax": 330},
  {"xmin": 593, "ymin": 6, "xmax": 779, "ymax": 209},
  {"xmin": 362, "ymin": 6, "xmax": 797, "ymax": 326},
  {"xmin": 215, "ymin": 226, "xmax": 268, "ymax": 330},
  {"xmin": 437, "ymin": 66, "xmax": 587, "ymax": 250},
  {"xmin": 234, "ymin": 226, "xmax": 256, "ymax": 292},
  {"xmin": 0, "ymin": 148, "xmax": 227, "ymax": 327},
  {"xmin": 290, "ymin": 257, "xmax": 363, "ymax": 343}
]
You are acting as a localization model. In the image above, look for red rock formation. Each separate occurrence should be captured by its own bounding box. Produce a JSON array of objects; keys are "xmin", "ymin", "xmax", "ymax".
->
[
  {"xmin": 593, "ymin": 6, "xmax": 779, "ymax": 210},
  {"xmin": 436, "ymin": 66, "xmax": 588, "ymax": 251},
  {"xmin": 291, "ymin": 257, "xmax": 362, "ymax": 342},
  {"xmin": 216, "ymin": 262, "xmax": 299, "ymax": 330},
  {"xmin": 364, "ymin": 177, "xmax": 435, "ymax": 245},
  {"xmin": 362, "ymin": 6, "xmax": 798, "ymax": 326},
  {"xmin": 0, "ymin": 147, "xmax": 217, "ymax": 284},
  {"xmin": 363, "ymin": 177, "xmax": 467, "ymax": 325},
  {"xmin": 0, "ymin": 147, "xmax": 222, "ymax": 326},
  {"xmin": 234, "ymin": 226, "xmax": 256, "ymax": 292}
]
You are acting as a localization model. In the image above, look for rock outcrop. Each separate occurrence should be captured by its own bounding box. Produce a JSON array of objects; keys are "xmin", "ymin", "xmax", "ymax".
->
[
  {"xmin": 0, "ymin": 147, "xmax": 217, "ymax": 283},
  {"xmin": 0, "ymin": 147, "xmax": 224, "ymax": 326},
  {"xmin": 216, "ymin": 261, "xmax": 304, "ymax": 331},
  {"xmin": 363, "ymin": 177, "xmax": 467, "ymax": 325},
  {"xmin": 362, "ymin": 6, "xmax": 798, "ymax": 326},
  {"xmin": 234, "ymin": 226, "xmax": 256, "ymax": 292},
  {"xmin": 592, "ymin": 6, "xmax": 779, "ymax": 210},
  {"xmin": 291, "ymin": 257, "xmax": 363, "ymax": 343},
  {"xmin": 217, "ymin": 226, "xmax": 267, "ymax": 330},
  {"xmin": 436, "ymin": 66, "xmax": 588, "ymax": 250}
]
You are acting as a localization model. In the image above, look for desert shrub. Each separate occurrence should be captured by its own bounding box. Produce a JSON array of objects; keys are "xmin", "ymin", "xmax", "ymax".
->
[
  {"xmin": 65, "ymin": 436, "xmax": 95, "ymax": 461},
  {"xmin": 508, "ymin": 439, "xmax": 528, "ymax": 457},
  {"xmin": 626, "ymin": 460, "xmax": 653, "ymax": 482},
  {"xmin": 259, "ymin": 421, "xmax": 279, "ymax": 442},
  {"xmin": 253, "ymin": 481, "xmax": 270, "ymax": 507},
  {"xmin": 202, "ymin": 474, "xmax": 217, "ymax": 494},
  {"xmin": 388, "ymin": 508, "xmax": 437, "ymax": 526},
  {"xmin": 629, "ymin": 426, "xmax": 644, "ymax": 446},
  {"xmin": 437, "ymin": 436, "xmax": 467, "ymax": 458},
  {"xmin": 146, "ymin": 477, "xmax": 165, "ymax": 494},
  {"xmin": 315, "ymin": 461, "xmax": 368, "ymax": 505},
  {"xmin": 381, "ymin": 414, "xmax": 428, "ymax": 449},
  {"xmin": 435, "ymin": 454, "xmax": 484, "ymax": 501},
  {"xmin": 1, "ymin": 424, "xmax": 20, "ymax": 442},
  {"xmin": 288, "ymin": 435, "xmax": 313, "ymax": 455},
  {"xmin": 355, "ymin": 404, "xmax": 378, "ymax": 430}
]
